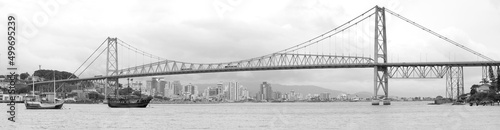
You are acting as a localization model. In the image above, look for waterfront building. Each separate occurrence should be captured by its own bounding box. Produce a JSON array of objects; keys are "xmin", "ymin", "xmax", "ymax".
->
[
  {"xmin": 259, "ymin": 82, "xmax": 273, "ymax": 101},
  {"xmin": 202, "ymin": 87, "xmax": 209, "ymax": 99},
  {"xmin": 146, "ymin": 80, "xmax": 152, "ymax": 96},
  {"xmin": 289, "ymin": 90, "xmax": 297, "ymax": 101},
  {"xmin": 151, "ymin": 77, "xmax": 162, "ymax": 96},
  {"xmin": 227, "ymin": 82, "xmax": 239, "ymax": 101},
  {"xmin": 283, "ymin": 93, "xmax": 289, "ymax": 100},
  {"xmin": 164, "ymin": 81, "xmax": 175, "ymax": 98},
  {"xmin": 273, "ymin": 91, "xmax": 282, "ymax": 100},
  {"xmin": 319, "ymin": 93, "xmax": 330, "ymax": 101},
  {"xmin": 337, "ymin": 94, "xmax": 348, "ymax": 101},
  {"xmin": 209, "ymin": 87, "xmax": 218, "ymax": 97},
  {"xmin": 217, "ymin": 82, "xmax": 224, "ymax": 97},
  {"xmin": 228, "ymin": 83, "xmax": 234, "ymax": 100},
  {"xmin": 472, "ymin": 84, "xmax": 491, "ymax": 93},
  {"xmin": 183, "ymin": 84, "xmax": 198, "ymax": 99},
  {"xmin": 159, "ymin": 79, "xmax": 166, "ymax": 96},
  {"xmin": 239, "ymin": 86, "xmax": 249, "ymax": 100},
  {"xmin": 256, "ymin": 92, "xmax": 263, "ymax": 101},
  {"xmin": 131, "ymin": 81, "xmax": 142, "ymax": 90},
  {"xmin": 173, "ymin": 81, "xmax": 183, "ymax": 96}
]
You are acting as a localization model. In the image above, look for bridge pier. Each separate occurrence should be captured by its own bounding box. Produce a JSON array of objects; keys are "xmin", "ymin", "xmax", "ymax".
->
[
  {"xmin": 446, "ymin": 66, "xmax": 464, "ymax": 99},
  {"xmin": 371, "ymin": 99, "xmax": 391, "ymax": 105},
  {"xmin": 383, "ymin": 100, "xmax": 391, "ymax": 105},
  {"xmin": 371, "ymin": 99, "xmax": 379, "ymax": 105}
]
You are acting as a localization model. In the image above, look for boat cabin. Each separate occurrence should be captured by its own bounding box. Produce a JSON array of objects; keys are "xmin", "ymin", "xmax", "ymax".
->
[
  {"xmin": 24, "ymin": 95, "xmax": 41, "ymax": 102},
  {"xmin": 40, "ymin": 92, "xmax": 57, "ymax": 102}
]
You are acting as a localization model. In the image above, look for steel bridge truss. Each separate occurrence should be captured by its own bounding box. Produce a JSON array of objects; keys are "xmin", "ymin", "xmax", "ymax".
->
[
  {"xmin": 115, "ymin": 53, "xmax": 374, "ymax": 76},
  {"xmin": 389, "ymin": 66, "xmax": 449, "ymax": 79},
  {"xmin": 388, "ymin": 65, "xmax": 464, "ymax": 99},
  {"xmin": 482, "ymin": 66, "xmax": 499, "ymax": 82}
]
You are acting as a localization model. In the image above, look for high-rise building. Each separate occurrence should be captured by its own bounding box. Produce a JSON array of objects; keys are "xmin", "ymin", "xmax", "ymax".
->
[
  {"xmin": 164, "ymin": 81, "xmax": 175, "ymax": 98},
  {"xmin": 273, "ymin": 91, "xmax": 282, "ymax": 100},
  {"xmin": 208, "ymin": 87, "xmax": 218, "ymax": 97},
  {"xmin": 260, "ymin": 82, "xmax": 273, "ymax": 101},
  {"xmin": 256, "ymin": 92, "xmax": 263, "ymax": 101},
  {"xmin": 227, "ymin": 82, "xmax": 239, "ymax": 101},
  {"xmin": 217, "ymin": 82, "xmax": 223, "ymax": 96},
  {"xmin": 289, "ymin": 90, "xmax": 296, "ymax": 101},
  {"xmin": 146, "ymin": 80, "xmax": 152, "ymax": 96},
  {"xmin": 150, "ymin": 77, "xmax": 164, "ymax": 96},
  {"xmin": 159, "ymin": 79, "xmax": 166, "ymax": 96},
  {"xmin": 320, "ymin": 93, "xmax": 331, "ymax": 101},
  {"xmin": 239, "ymin": 86, "xmax": 249, "ymax": 100},
  {"xmin": 231, "ymin": 84, "xmax": 236, "ymax": 101},
  {"xmin": 183, "ymin": 84, "xmax": 198, "ymax": 98},
  {"xmin": 172, "ymin": 81, "xmax": 182, "ymax": 95}
]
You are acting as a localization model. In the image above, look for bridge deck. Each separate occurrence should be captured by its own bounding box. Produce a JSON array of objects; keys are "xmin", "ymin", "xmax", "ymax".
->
[{"xmin": 31, "ymin": 61, "xmax": 500, "ymax": 85}]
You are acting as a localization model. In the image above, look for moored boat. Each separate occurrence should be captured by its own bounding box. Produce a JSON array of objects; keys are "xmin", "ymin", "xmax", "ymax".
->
[
  {"xmin": 24, "ymin": 71, "xmax": 64, "ymax": 109},
  {"xmin": 24, "ymin": 95, "xmax": 64, "ymax": 109},
  {"xmin": 106, "ymin": 78, "xmax": 152, "ymax": 108},
  {"xmin": 107, "ymin": 96, "xmax": 152, "ymax": 108}
]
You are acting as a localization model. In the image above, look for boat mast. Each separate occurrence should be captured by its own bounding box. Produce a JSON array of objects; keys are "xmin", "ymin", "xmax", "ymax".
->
[
  {"xmin": 53, "ymin": 70, "xmax": 56, "ymax": 103},
  {"xmin": 32, "ymin": 77, "xmax": 35, "ymax": 96},
  {"xmin": 139, "ymin": 81, "xmax": 141, "ymax": 98}
]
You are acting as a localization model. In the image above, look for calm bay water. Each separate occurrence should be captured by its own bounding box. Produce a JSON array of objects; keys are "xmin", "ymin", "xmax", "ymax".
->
[{"xmin": 1, "ymin": 102, "xmax": 500, "ymax": 129}]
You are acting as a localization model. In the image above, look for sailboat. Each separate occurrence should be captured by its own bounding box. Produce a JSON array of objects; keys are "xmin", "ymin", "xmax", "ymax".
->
[
  {"xmin": 107, "ymin": 79, "xmax": 152, "ymax": 108},
  {"xmin": 25, "ymin": 74, "xmax": 64, "ymax": 109},
  {"xmin": 107, "ymin": 96, "xmax": 152, "ymax": 108}
]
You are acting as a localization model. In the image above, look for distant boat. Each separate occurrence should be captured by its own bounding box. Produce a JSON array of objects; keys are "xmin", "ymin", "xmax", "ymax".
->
[
  {"xmin": 24, "ymin": 95, "xmax": 64, "ymax": 109},
  {"xmin": 107, "ymin": 78, "xmax": 153, "ymax": 108},
  {"xmin": 350, "ymin": 97, "xmax": 360, "ymax": 102},
  {"xmin": 107, "ymin": 96, "xmax": 152, "ymax": 108},
  {"xmin": 24, "ymin": 72, "xmax": 64, "ymax": 109}
]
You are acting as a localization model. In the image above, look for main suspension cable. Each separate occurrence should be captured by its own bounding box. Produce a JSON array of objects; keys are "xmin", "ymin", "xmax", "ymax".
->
[{"xmin": 67, "ymin": 38, "xmax": 108, "ymax": 79}]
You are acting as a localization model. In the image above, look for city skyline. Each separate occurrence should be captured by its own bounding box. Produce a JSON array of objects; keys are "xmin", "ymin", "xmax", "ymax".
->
[
  {"xmin": 124, "ymin": 78, "xmax": 430, "ymax": 99},
  {"xmin": 121, "ymin": 78, "xmax": 436, "ymax": 102},
  {"xmin": 1, "ymin": 0, "xmax": 500, "ymax": 97}
]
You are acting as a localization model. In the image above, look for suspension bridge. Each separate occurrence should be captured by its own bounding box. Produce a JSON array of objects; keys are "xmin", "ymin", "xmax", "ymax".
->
[{"xmin": 31, "ymin": 6, "xmax": 500, "ymax": 105}]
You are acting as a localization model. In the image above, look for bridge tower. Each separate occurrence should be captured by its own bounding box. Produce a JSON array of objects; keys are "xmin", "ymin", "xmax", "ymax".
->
[
  {"xmin": 105, "ymin": 37, "xmax": 119, "ymax": 99},
  {"xmin": 446, "ymin": 66, "xmax": 464, "ymax": 99},
  {"xmin": 107, "ymin": 37, "xmax": 119, "ymax": 76},
  {"xmin": 372, "ymin": 6, "xmax": 389, "ymax": 105}
]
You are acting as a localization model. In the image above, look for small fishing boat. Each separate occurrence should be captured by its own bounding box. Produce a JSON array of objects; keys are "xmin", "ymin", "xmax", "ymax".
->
[
  {"xmin": 25, "ymin": 95, "xmax": 64, "ymax": 109},
  {"xmin": 25, "ymin": 72, "xmax": 64, "ymax": 109}
]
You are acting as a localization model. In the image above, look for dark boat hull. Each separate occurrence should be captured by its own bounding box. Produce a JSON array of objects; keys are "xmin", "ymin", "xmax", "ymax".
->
[
  {"xmin": 25, "ymin": 101, "xmax": 64, "ymax": 109},
  {"xmin": 108, "ymin": 102, "xmax": 149, "ymax": 108},
  {"xmin": 107, "ymin": 98, "xmax": 152, "ymax": 108}
]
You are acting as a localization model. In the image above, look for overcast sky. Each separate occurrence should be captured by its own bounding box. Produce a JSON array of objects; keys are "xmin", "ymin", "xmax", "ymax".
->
[{"xmin": 1, "ymin": 0, "xmax": 500, "ymax": 97}]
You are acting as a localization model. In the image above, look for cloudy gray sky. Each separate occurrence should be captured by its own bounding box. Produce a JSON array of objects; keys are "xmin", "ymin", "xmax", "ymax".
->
[{"xmin": 1, "ymin": 0, "xmax": 500, "ymax": 97}]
